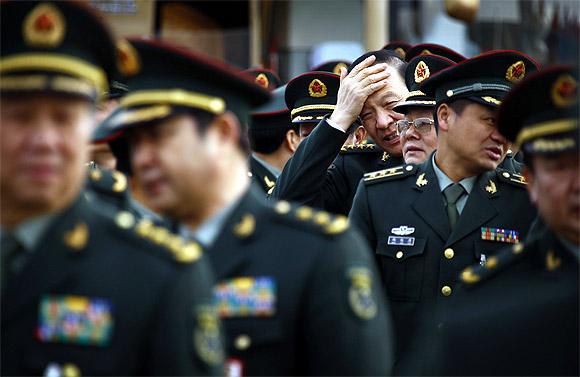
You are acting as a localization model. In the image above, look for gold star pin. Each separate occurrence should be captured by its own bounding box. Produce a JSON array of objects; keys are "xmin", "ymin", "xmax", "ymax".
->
[{"xmin": 64, "ymin": 222, "xmax": 89, "ymax": 250}]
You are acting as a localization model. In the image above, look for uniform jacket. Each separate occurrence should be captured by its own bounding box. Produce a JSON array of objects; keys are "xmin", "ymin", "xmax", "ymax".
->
[
  {"xmin": 1, "ymin": 196, "xmax": 222, "ymax": 376},
  {"xmin": 206, "ymin": 186, "xmax": 394, "ymax": 376},
  {"xmin": 272, "ymin": 119, "xmax": 404, "ymax": 215},
  {"xmin": 249, "ymin": 155, "xmax": 277, "ymax": 195},
  {"xmin": 349, "ymin": 156, "xmax": 537, "ymax": 364},
  {"xmin": 427, "ymin": 226, "xmax": 579, "ymax": 376}
]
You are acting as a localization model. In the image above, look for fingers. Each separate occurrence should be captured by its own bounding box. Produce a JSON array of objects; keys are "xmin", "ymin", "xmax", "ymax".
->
[
  {"xmin": 365, "ymin": 79, "xmax": 389, "ymax": 96},
  {"xmin": 364, "ymin": 70, "xmax": 390, "ymax": 87},
  {"xmin": 347, "ymin": 55, "xmax": 376, "ymax": 78},
  {"xmin": 339, "ymin": 66, "xmax": 348, "ymax": 81}
]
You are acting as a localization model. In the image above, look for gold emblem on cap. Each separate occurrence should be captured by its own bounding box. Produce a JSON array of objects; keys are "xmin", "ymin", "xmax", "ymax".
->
[
  {"xmin": 506, "ymin": 61, "xmax": 526, "ymax": 83},
  {"xmin": 255, "ymin": 73, "xmax": 269, "ymax": 89},
  {"xmin": 414, "ymin": 61, "xmax": 430, "ymax": 83},
  {"xmin": 394, "ymin": 47, "xmax": 406, "ymax": 59},
  {"xmin": 64, "ymin": 222, "xmax": 89, "ymax": 250},
  {"xmin": 308, "ymin": 79, "xmax": 327, "ymax": 98},
  {"xmin": 24, "ymin": 3, "xmax": 66, "ymax": 48},
  {"xmin": 420, "ymin": 49, "xmax": 432, "ymax": 56},
  {"xmin": 551, "ymin": 74, "xmax": 577, "ymax": 108},
  {"xmin": 333, "ymin": 62, "xmax": 348, "ymax": 75},
  {"xmin": 116, "ymin": 39, "xmax": 140, "ymax": 76}
]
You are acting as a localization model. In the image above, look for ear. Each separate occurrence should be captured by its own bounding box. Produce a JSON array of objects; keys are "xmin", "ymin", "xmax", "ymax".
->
[
  {"xmin": 206, "ymin": 111, "xmax": 241, "ymax": 147},
  {"xmin": 436, "ymin": 104, "xmax": 451, "ymax": 132},
  {"xmin": 354, "ymin": 125, "xmax": 368, "ymax": 144},
  {"xmin": 285, "ymin": 129, "xmax": 300, "ymax": 153},
  {"xmin": 523, "ymin": 166, "xmax": 538, "ymax": 205}
]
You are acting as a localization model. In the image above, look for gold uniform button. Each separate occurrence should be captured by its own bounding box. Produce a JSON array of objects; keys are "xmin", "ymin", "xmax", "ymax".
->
[
  {"xmin": 441, "ymin": 285, "xmax": 452, "ymax": 296},
  {"xmin": 444, "ymin": 248, "xmax": 455, "ymax": 259},
  {"xmin": 396, "ymin": 251, "xmax": 404, "ymax": 259},
  {"xmin": 234, "ymin": 334, "xmax": 251, "ymax": 350}
]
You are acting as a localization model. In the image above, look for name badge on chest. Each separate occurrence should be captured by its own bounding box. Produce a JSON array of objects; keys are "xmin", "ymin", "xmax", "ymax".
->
[
  {"xmin": 37, "ymin": 295, "xmax": 114, "ymax": 346},
  {"xmin": 215, "ymin": 276, "xmax": 276, "ymax": 318}
]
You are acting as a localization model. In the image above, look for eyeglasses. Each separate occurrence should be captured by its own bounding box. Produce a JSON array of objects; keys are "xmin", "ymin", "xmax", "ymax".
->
[{"xmin": 395, "ymin": 118, "xmax": 434, "ymax": 136}]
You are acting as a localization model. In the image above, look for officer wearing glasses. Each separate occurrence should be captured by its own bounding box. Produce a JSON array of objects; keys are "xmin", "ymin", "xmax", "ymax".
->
[{"xmin": 392, "ymin": 51, "xmax": 459, "ymax": 164}]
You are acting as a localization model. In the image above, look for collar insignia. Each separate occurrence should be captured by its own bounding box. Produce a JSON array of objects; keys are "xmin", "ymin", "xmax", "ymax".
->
[{"xmin": 64, "ymin": 222, "xmax": 88, "ymax": 250}]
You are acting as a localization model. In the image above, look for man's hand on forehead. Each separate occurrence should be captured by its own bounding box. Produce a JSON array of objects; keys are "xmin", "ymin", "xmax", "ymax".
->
[{"xmin": 329, "ymin": 55, "xmax": 391, "ymax": 132}]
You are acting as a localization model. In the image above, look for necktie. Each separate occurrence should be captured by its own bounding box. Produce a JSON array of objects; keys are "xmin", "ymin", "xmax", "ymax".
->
[
  {"xmin": 443, "ymin": 183, "xmax": 466, "ymax": 230},
  {"xmin": 1, "ymin": 232, "xmax": 25, "ymax": 289}
]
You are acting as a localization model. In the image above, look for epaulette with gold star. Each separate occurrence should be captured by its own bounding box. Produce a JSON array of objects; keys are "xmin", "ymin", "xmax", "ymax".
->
[
  {"xmin": 114, "ymin": 210, "xmax": 203, "ymax": 264},
  {"xmin": 271, "ymin": 201, "xmax": 350, "ymax": 235},
  {"xmin": 339, "ymin": 143, "xmax": 381, "ymax": 154},
  {"xmin": 459, "ymin": 243, "xmax": 527, "ymax": 287},
  {"xmin": 496, "ymin": 168, "xmax": 527, "ymax": 188},
  {"xmin": 363, "ymin": 164, "xmax": 418, "ymax": 185},
  {"xmin": 87, "ymin": 165, "xmax": 128, "ymax": 195}
]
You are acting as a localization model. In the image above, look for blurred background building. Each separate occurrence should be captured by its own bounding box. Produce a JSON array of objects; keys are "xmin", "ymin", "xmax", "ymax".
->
[{"xmin": 92, "ymin": 0, "xmax": 579, "ymax": 81}]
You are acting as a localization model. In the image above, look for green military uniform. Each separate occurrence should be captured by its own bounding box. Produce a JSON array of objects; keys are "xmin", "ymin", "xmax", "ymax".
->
[
  {"xmin": 272, "ymin": 120, "xmax": 404, "ymax": 214},
  {"xmin": 349, "ymin": 51, "xmax": 540, "ymax": 367},
  {"xmin": 205, "ymin": 186, "xmax": 394, "ymax": 375},
  {"xmin": 271, "ymin": 70, "xmax": 404, "ymax": 214},
  {"xmin": 0, "ymin": 2, "xmax": 222, "ymax": 375},
  {"xmin": 1, "ymin": 196, "xmax": 222, "ymax": 376},
  {"xmin": 249, "ymin": 155, "xmax": 278, "ymax": 195},
  {"xmin": 99, "ymin": 38, "xmax": 395, "ymax": 376},
  {"xmin": 248, "ymin": 84, "xmax": 292, "ymax": 195},
  {"xmin": 84, "ymin": 164, "xmax": 162, "ymax": 222},
  {"xmin": 424, "ymin": 65, "xmax": 579, "ymax": 376}
]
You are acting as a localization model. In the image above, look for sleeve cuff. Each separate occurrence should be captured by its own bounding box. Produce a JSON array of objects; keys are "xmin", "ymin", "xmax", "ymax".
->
[{"xmin": 325, "ymin": 117, "xmax": 347, "ymax": 134}]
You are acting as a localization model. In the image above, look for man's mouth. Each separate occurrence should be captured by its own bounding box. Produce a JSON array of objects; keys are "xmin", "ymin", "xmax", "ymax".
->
[
  {"xmin": 484, "ymin": 146, "xmax": 503, "ymax": 161},
  {"xmin": 383, "ymin": 133, "xmax": 400, "ymax": 145}
]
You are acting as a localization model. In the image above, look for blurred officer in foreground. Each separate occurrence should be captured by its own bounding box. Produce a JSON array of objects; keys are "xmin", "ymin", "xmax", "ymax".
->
[
  {"xmin": 248, "ymin": 85, "xmax": 299, "ymax": 195},
  {"xmin": 0, "ymin": 1, "xmax": 221, "ymax": 376},
  {"xmin": 272, "ymin": 50, "xmax": 407, "ymax": 215},
  {"xmin": 349, "ymin": 51, "xmax": 540, "ymax": 371},
  {"xmin": 102, "ymin": 38, "xmax": 394, "ymax": 376},
  {"xmin": 393, "ymin": 47, "xmax": 461, "ymax": 164},
  {"xmin": 429, "ymin": 65, "xmax": 579, "ymax": 376}
]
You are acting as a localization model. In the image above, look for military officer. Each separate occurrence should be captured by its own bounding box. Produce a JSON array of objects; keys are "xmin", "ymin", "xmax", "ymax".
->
[
  {"xmin": 393, "ymin": 48, "xmax": 460, "ymax": 164},
  {"xmin": 0, "ymin": 2, "xmax": 222, "ymax": 375},
  {"xmin": 248, "ymin": 85, "xmax": 300, "ymax": 195},
  {"xmin": 100, "ymin": 38, "xmax": 394, "ymax": 376},
  {"xmin": 349, "ymin": 51, "xmax": 540, "ymax": 370},
  {"xmin": 242, "ymin": 67, "xmax": 282, "ymax": 91},
  {"xmin": 427, "ymin": 65, "xmax": 579, "ymax": 376},
  {"xmin": 271, "ymin": 49, "xmax": 407, "ymax": 215}
]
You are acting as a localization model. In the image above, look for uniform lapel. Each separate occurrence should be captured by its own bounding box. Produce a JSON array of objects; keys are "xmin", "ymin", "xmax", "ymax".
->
[
  {"xmin": 445, "ymin": 171, "xmax": 499, "ymax": 247},
  {"xmin": 2, "ymin": 196, "xmax": 92, "ymax": 322},
  {"xmin": 250, "ymin": 156, "xmax": 276, "ymax": 194},
  {"xmin": 411, "ymin": 158, "xmax": 451, "ymax": 242},
  {"xmin": 207, "ymin": 187, "xmax": 263, "ymax": 279}
]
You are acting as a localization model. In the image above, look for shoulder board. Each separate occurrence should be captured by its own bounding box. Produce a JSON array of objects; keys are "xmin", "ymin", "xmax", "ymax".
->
[
  {"xmin": 339, "ymin": 143, "xmax": 381, "ymax": 154},
  {"xmin": 87, "ymin": 166, "xmax": 128, "ymax": 195},
  {"xmin": 114, "ymin": 210, "xmax": 202, "ymax": 264},
  {"xmin": 459, "ymin": 242, "xmax": 527, "ymax": 287},
  {"xmin": 271, "ymin": 201, "xmax": 350, "ymax": 236},
  {"xmin": 496, "ymin": 168, "xmax": 527, "ymax": 188},
  {"xmin": 363, "ymin": 164, "xmax": 417, "ymax": 185}
]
